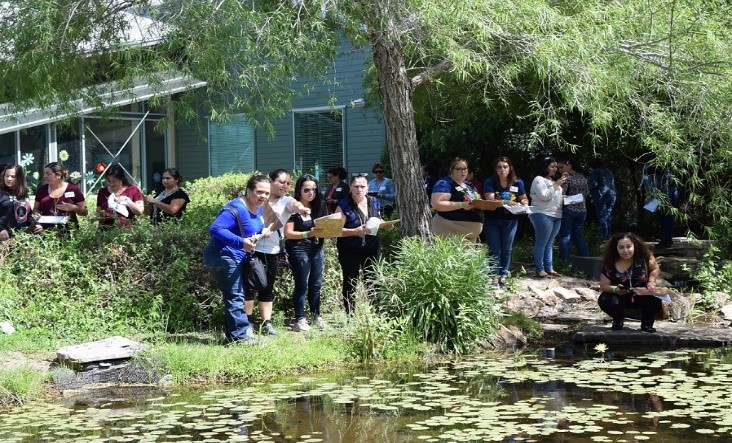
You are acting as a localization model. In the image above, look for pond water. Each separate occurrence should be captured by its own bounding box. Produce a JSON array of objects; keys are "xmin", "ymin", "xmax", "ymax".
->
[{"xmin": 2, "ymin": 346, "xmax": 732, "ymax": 442}]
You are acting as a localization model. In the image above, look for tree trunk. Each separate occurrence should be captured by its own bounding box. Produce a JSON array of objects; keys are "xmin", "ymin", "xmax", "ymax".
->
[{"xmin": 370, "ymin": 32, "xmax": 432, "ymax": 238}]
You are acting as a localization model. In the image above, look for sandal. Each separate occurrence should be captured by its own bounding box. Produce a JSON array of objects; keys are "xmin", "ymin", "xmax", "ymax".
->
[
  {"xmin": 548, "ymin": 270, "xmax": 562, "ymax": 277},
  {"xmin": 536, "ymin": 271, "xmax": 549, "ymax": 278}
]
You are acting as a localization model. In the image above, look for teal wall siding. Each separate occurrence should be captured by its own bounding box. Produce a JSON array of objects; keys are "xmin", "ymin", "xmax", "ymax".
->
[
  {"xmin": 257, "ymin": 43, "xmax": 385, "ymax": 177},
  {"xmin": 175, "ymin": 118, "xmax": 209, "ymax": 181},
  {"xmin": 176, "ymin": 41, "xmax": 386, "ymax": 181}
]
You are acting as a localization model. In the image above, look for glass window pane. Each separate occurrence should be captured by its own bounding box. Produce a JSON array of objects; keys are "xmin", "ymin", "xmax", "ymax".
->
[
  {"xmin": 294, "ymin": 110, "xmax": 343, "ymax": 181},
  {"xmin": 19, "ymin": 126, "xmax": 47, "ymax": 194},
  {"xmin": 209, "ymin": 114, "xmax": 254, "ymax": 175}
]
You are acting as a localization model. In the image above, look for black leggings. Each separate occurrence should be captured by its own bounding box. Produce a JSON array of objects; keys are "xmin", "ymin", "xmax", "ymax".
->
[
  {"xmin": 337, "ymin": 243, "xmax": 379, "ymax": 314},
  {"xmin": 598, "ymin": 292, "xmax": 662, "ymax": 327}
]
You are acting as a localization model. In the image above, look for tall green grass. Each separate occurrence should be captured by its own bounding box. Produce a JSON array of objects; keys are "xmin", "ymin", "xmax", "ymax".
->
[{"xmin": 371, "ymin": 236, "xmax": 500, "ymax": 354}]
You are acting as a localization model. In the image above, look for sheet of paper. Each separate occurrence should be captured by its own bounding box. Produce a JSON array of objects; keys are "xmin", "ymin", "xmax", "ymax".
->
[
  {"xmin": 365, "ymin": 217, "xmax": 381, "ymax": 236},
  {"xmin": 107, "ymin": 194, "xmax": 129, "ymax": 217},
  {"xmin": 313, "ymin": 213, "xmax": 343, "ymax": 238},
  {"xmin": 644, "ymin": 198, "xmax": 659, "ymax": 213},
  {"xmin": 37, "ymin": 215, "xmax": 69, "ymax": 224},
  {"xmin": 502, "ymin": 205, "xmax": 532, "ymax": 215},
  {"xmin": 563, "ymin": 194, "xmax": 584, "ymax": 205}
]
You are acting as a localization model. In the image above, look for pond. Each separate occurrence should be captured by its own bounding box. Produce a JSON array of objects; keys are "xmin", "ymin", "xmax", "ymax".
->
[{"xmin": 2, "ymin": 345, "xmax": 732, "ymax": 442}]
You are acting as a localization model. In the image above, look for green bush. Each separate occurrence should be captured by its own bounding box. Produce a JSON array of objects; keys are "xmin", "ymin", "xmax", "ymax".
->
[
  {"xmin": 371, "ymin": 236, "xmax": 500, "ymax": 354},
  {"xmin": 689, "ymin": 246, "xmax": 732, "ymax": 310}
]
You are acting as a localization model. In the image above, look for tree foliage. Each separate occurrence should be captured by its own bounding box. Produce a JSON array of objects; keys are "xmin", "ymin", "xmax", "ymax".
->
[{"xmin": 3, "ymin": 0, "xmax": 732, "ymax": 242}]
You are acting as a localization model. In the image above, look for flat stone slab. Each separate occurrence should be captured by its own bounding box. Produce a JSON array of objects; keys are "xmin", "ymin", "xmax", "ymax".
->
[
  {"xmin": 573, "ymin": 321, "xmax": 732, "ymax": 347},
  {"xmin": 57, "ymin": 336, "xmax": 145, "ymax": 365}
]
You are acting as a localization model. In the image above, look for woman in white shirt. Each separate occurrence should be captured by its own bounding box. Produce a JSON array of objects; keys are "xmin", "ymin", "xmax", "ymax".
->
[{"xmin": 529, "ymin": 156, "xmax": 566, "ymax": 278}]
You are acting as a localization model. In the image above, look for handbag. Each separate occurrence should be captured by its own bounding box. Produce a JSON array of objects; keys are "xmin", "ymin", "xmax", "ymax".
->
[
  {"xmin": 226, "ymin": 205, "xmax": 269, "ymax": 292},
  {"xmin": 243, "ymin": 254, "xmax": 268, "ymax": 292}
]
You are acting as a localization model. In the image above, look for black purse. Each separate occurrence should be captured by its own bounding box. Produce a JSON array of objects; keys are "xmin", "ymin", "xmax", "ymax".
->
[{"xmin": 226, "ymin": 205, "xmax": 268, "ymax": 292}]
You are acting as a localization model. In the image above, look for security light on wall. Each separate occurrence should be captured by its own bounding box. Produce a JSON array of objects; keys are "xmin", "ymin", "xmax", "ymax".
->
[{"xmin": 350, "ymin": 98, "xmax": 366, "ymax": 108}]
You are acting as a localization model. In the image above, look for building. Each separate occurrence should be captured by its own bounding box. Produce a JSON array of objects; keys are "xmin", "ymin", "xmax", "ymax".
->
[{"xmin": 0, "ymin": 12, "xmax": 385, "ymax": 196}]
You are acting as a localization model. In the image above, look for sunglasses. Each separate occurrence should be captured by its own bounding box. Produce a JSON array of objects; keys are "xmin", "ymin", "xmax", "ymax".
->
[
  {"xmin": 302, "ymin": 188, "xmax": 317, "ymax": 193},
  {"xmin": 351, "ymin": 172, "xmax": 369, "ymax": 177},
  {"xmin": 373, "ymin": 170, "xmax": 384, "ymax": 174}
]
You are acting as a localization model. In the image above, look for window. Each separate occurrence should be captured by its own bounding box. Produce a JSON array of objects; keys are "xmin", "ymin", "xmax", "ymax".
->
[
  {"xmin": 209, "ymin": 114, "xmax": 255, "ymax": 175},
  {"xmin": 293, "ymin": 108, "xmax": 344, "ymax": 176}
]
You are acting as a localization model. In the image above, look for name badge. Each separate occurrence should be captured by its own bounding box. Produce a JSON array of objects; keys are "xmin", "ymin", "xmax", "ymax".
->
[
  {"xmin": 64, "ymin": 191, "xmax": 75, "ymax": 198},
  {"xmin": 379, "ymin": 186, "xmax": 386, "ymax": 191},
  {"xmin": 509, "ymin": 186, "xmax": 518, "ymax": 193},
  {"xmin": 335, "ymin": 187, "xmax": 342, "ymax": 191}
]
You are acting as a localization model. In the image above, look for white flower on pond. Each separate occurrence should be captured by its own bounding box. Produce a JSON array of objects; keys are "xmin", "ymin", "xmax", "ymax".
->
[
  {"xmin": 69, "ymin": 171, "xmax": 82, "ymax": 183},
  {"xmin": 20, "ymin": 153, "xmax": 34, "ymax": 168},
  {"xmin": 59, "ymin": 150, "xmax": 69, "ymax": 162}
]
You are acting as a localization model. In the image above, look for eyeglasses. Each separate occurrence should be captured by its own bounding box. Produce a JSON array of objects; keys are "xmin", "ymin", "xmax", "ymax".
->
[
  {"xmin": 351, "ymin": 172, "xmax": 369, "ymax": 177},
  {"xmin": 302, "ymin": 188, "xmax": 317, "ymax": 193},
  {"xmin": 373, "ymin": 170, "xmax": 384, "ymax": 174},
  {"xmin": 453, "ymin": 167, "xmax": 468, "ymax": 172}
]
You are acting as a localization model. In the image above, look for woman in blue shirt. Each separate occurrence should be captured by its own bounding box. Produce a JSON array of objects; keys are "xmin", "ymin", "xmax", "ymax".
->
[
  {"xmin": 430, "ymin": 157, "xmax": 483, "ymax": 242},
  {"xmin": 336, "ymin": 174, "xmax": 382, "ymax": 314},
  {"xmin": 367, "ymin": 163, "xmax": 396, "ymax": 217},
  {"xmin": 203, "ymin": 174, "xmax": 271, "ymax": 344},
  {"xmin": 483, "ymin": 156, "xmax": 528, "ymax": 286}
]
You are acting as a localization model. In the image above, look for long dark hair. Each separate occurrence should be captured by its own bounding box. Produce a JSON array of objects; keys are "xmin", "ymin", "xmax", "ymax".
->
[
  {"xmin": 105, "ymin": 164, "xmax": 131, "ymax": 186},
  {"xmin": 536, "ymin": 156, "xmax": 558, "ymax": 179},
  {"xmin": 492, "ymin": 156, "xmax": 516, "ymax": 185},
  {"xmin": 1, "ymin": 164, "xmax": 29, "ymax": 199},
  {"xmin": 603, "ymin": 232, "xmax": 653, "ymax": 270},
  {"xmin": 294, "ymin": 174, "xmax": 325, "ymax": 218}
]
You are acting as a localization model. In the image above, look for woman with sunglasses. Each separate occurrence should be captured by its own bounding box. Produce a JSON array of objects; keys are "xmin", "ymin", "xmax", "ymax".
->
[
  {"xmin": 335, "ymin": 173, "xmax": 383, "ymax": 313},
  {"xmin": 430, "ymin": 157, "xmax": 483, "ymax": 242},
  {"xmin": 284, "ymin": 174, "xmax": 327, "ymax": 332},
  {"xmin": 367, "ymin": 163, "xmax": 396, "ymax": 217}
]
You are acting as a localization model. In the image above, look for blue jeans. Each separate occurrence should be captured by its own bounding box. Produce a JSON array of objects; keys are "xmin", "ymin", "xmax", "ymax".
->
[
  {"xmin": 483, "ymin": 218, "xmax": 518, "ymax": 278},
  {"xmin": 558, "ymin": 210, "xmax": 589, "ymax": 260},
  {"xmin": 287, "ymin": 246, "xmax": 324, "ymax": 320},
  {"xmin": 529, "ymin": 213, "xmax": 561, "ymax": 274},
  {"xmin": 203, "ymin": 241, "xmax": 250, "ymax": 341},
  {"xmin": 592, "ymin": 190, "xmax": 616, "ymax": 240}
]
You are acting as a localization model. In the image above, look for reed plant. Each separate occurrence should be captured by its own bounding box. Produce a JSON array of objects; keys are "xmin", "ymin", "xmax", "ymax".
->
[{"xmin": 372, "ymin": 236, "xmax": 499, "ymax": 354}]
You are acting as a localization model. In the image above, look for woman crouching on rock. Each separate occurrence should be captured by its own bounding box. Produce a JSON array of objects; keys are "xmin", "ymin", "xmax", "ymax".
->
[{"xmin": 598, "ymin": 232, "xmax": 663, "ymax": 333}]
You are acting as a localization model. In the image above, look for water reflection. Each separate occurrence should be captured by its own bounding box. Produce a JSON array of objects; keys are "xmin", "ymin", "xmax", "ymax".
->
[{"xmin": 2, "ymin": 347, "xmax": 732, "ymax": 442}]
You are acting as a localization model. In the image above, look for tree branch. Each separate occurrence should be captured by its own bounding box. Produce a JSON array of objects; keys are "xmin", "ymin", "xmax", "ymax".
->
[{"xmin": 411, "ymin": 59, "xmax": 453, "ymax": 88}]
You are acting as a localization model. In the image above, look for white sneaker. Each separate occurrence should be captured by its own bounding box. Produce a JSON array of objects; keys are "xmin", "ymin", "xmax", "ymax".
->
[
  {"xmin": 292, "ymin": 318, "xmax": 311, "ymax": 332},
  {"xmin": 314, "ymin": 316, "xmax": 326, "ymax": 330}
]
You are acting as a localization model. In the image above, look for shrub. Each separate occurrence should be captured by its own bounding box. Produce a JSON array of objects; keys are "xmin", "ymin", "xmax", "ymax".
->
[
  {"xmin": 689, "ymin": 246, "xmax": 732, "ymax": 310},
  {"xmin": 371, "ymin": 236, "xmax": 499, "ymax": 354}
]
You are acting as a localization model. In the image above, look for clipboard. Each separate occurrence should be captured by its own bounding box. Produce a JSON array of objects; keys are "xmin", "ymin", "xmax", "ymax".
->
[{"xmin": 470, "ymin": 199, "xmax": 502, "ymax": 211}]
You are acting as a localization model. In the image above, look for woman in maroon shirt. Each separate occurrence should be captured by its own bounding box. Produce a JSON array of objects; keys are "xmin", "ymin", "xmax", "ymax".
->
[
  {"xmin": 33, "ymin": 162, "xmax": 87, "ymax": 230},
  {"xmin": 96, "ymin": 165, "xmax": 144, "ymax": 228}
]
